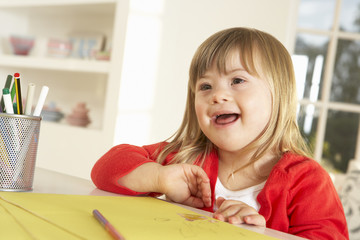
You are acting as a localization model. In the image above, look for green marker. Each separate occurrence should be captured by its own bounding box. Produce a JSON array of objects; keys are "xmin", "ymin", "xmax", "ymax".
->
[{"xmin": 1, "ymin": 75, "xmax": 13, "ymax": 112}]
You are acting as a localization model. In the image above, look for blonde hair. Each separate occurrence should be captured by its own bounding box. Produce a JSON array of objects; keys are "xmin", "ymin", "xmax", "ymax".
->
[{"xmin": 156, "ymin": 27, "xmax": 311, "ymax": 166}]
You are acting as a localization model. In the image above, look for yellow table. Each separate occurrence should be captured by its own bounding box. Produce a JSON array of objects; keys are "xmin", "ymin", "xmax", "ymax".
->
[{"xmin": 0, "ymin": 167, "xmax": 306, "ymax": 240}]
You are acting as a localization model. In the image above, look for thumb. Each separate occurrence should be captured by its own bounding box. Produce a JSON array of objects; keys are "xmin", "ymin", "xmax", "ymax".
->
[{"xmin": 215, "ymin": 197, "xmax": 226, "ymax": 209}]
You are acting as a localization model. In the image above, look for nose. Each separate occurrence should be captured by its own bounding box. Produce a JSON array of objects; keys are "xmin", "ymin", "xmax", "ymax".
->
[{"xmin": 211, "ymin": 88, "xmax": 229, "ymax": 104}]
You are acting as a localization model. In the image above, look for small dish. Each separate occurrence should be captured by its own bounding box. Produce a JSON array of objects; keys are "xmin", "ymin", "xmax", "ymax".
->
[{"xmin": 9, "ymin": 35, "xmax": 35, "ymax": 56}]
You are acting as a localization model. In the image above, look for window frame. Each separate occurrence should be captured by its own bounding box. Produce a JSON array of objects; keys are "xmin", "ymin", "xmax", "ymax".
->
[{"xmin": 294, "ymin": 0, "xmax": 360, "ymax": 169}]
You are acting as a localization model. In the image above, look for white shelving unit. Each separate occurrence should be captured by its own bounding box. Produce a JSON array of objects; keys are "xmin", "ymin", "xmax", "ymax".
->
[
  {"xmin": 0, "ymin": 0, "xmax": 130, "ymax": 179},
  {"xmin": 0, "ymin": 55, "xmax": 111, "ymax": 73}
]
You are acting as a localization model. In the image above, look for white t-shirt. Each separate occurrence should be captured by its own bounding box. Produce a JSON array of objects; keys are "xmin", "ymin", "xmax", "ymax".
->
[{"xmin": 214, "ymin": 177, "xmax": 266, "ymax": 212}]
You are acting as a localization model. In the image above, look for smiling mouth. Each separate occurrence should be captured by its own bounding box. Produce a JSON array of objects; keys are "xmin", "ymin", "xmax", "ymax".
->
[{"xmin": 215, "ymin": 113, "xmax": 240, "ymax": 125}]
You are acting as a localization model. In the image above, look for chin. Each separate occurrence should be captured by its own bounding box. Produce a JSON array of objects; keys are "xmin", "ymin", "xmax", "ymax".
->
[{"xmin": 214, "ymin": 142, "xmax": 248, "ymax": 153}]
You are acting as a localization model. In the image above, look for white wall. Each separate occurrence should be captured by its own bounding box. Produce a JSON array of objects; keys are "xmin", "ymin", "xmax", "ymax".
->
[
  {"xmin": 0, "ymin": 0, "xmax": 299, "ymax": 180},
  {"xmin": 114, "ymin": 0, "xmax": 298, "ymax": 147}
]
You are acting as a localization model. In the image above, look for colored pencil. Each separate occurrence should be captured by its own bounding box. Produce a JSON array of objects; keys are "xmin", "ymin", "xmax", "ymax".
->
[
  {"xmin": 93, "ymin": 209, "xmax": 125, "ymax": 240},
  {"xmin": 14, "ymin": 73, "xmax": 23, "ymax": 114}
]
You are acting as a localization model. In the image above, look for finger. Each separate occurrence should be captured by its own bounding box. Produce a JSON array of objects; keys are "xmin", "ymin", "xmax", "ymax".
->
[
  {"xmin": 167, "ymin": 194, "xmax": 204, "ymax": 208},
  {"xmin": 198, "ymin": 178, "xmax": 211, "ymax": 207},
  {"xmin": 213, "ymin": 198, "xmax": 226, "ymax": 221},
  {"xmin": 215, "ymin": 199, "xmax": 244, "ymax": 214},
  {"xmin": 217, "ymin": 200, "xmax": 258, "ymax": 216},
  {"xmin": 243, "ymin": 214, "xmax": 266, "ymax": 227},
  {"xmin": 181, "ymin": 195, "xmax": 205, "ymax": 208},
  {"xmin": 236, "ymin": 205, "xmax": 259, "ymax": 217},
  {"xmin": 186, "ymin": 165, "xmax": 211, "ymax": 207},
  {"xmin": 191, "ymin": 165, "xmax": 210, "ymax": 186},
  {"xmin": 184, "ymin": 165, "xmax": 204, "ymax": 193},
  {"xmin": 215, "ymin": 199, "xmax": 246, "ymax": 210},
  {"xmin": 213, "ymin": 213, "xmax": 225, "ymax": 221},
  {"xmin": 228, "ymin": 215, "xmax": 243, "ymax": 225},
  {"xmin": 191, "ymin": 165, "xmax": 210, "ymax": 183},
  {"xmin": 213, "ymin": 198, "xmax": 228, "ymax": 220},
  {"xmin": 214, "ymin": 204, "xmax": 242, "ymax": 221},
  {"xmin": 215, "ymin": 197, "xmax": 226, "ymax": 209}
]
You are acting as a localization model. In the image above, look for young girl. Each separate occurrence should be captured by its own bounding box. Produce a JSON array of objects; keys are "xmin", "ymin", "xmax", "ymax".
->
[{"xmin": 91, "ymin": 27, "xmax": 349, "ymax": 239}]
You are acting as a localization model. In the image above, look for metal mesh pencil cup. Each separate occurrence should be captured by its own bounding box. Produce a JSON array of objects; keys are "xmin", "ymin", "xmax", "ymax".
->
[{"xmin": 0, "ymin": 113, "xmax": 41, "ymax": 191}]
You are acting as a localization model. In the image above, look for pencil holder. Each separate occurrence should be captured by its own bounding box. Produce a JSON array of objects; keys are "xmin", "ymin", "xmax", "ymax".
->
[{"xmin": 0, "ymin": 113, "xmax": 41, "ymax": 191}]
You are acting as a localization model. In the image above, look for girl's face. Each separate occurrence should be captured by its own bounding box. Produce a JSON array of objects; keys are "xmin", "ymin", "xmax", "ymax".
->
[{"xmin": 194, "ymin": 51, "xmax": 272, "ymax": 155}]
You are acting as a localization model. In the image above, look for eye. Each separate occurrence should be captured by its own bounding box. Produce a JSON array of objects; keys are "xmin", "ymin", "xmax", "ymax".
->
[
  {"xmin": 231, "ymin": 78, "xmax": 245, "ymax": 85},
  {"xmin": 198, "ymin": 83, "xmax": 212, "ymax": 91}
]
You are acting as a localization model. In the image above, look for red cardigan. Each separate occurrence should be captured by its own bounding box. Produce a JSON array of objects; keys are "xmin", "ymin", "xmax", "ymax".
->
[{"xmin": 91, "ymin": 143, "xmax": 349, "ymax": 240}]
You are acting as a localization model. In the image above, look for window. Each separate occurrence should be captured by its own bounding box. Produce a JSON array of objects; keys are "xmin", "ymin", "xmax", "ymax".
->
[{"xmin": 294, "ymin": 0, "xmax": 360, "ymax": 173}]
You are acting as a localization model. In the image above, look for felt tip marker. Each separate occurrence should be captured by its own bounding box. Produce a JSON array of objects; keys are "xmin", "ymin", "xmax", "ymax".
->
[
  {"xmin": 24, "ymin": 83, "xmax": 35, "ymax": 115},
  {"xmin": 2, "ymin": 88, "xmax": 14, "ymax": 114},
  {"xmin": 33, "ymin": 86, "xmax": 49, "ymax": 117},
  {"xmin": 0, "ymin": 75, "xmax": 13, "ymax": 112}
]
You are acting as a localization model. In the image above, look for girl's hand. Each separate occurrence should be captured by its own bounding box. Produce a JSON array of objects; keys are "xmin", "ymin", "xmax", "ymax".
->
[
  {"xmin": 213, "ymin": 197, "xmax": 265, "ymax": 226},
  {"xmin": 158, "ymin": 163, "xmax": 211, "ymax": 208}
]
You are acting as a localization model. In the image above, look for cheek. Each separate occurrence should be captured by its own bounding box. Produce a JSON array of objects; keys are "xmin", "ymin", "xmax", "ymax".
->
[
  {"xmin": 243, "ymin": 88, "xmax": 272, "ymax": 125},
  {"xmin": 194, "ymin": 97, "xmax": 209, "ymax": 130},
  {"xmin": 258, "ymin": 92, "xmax": 273, "ymax": 131},
  {"xmin": 194, "ymin": 99, "xmax": 204, "ymax": 121},
  {"xmin": 261, "ymin": 92, "xmax": 272, "ymax": 118},
  {"xmin": 264, "ymin": 90, "xmax": 273, "ymax": 117}
]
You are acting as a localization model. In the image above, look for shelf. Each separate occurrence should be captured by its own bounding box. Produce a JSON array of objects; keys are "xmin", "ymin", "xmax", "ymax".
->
[
  {"xmin": 0, "ymin": 1, "xmax": 116, "ymax": 19},
  {"xmin": 0, "ymin": 0, "xmax": 129, "ymax": 179},
  {"xmin": 0, "ymin": 55, "xmax": 111, "ymax": 73},
  {"xmin": 41, "ymin": 120, "xmax": 102, "ymax": 135},
  {"xmin": 0, "ymin": 0, "xmax": 116, "ymax": 8}
]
